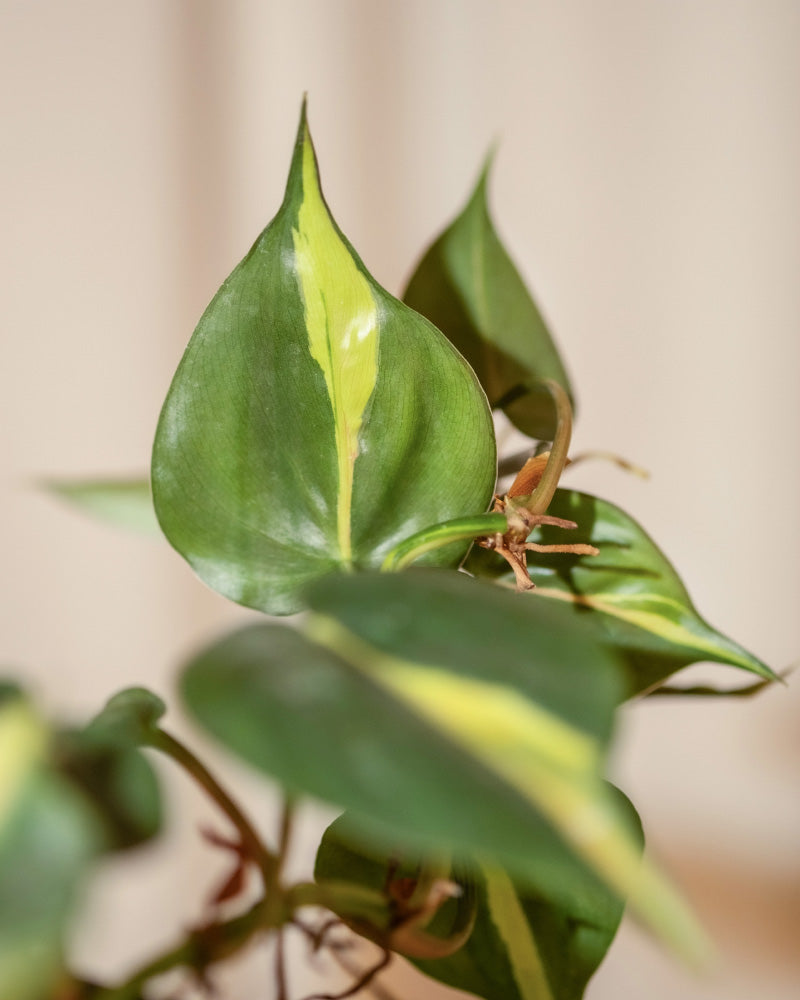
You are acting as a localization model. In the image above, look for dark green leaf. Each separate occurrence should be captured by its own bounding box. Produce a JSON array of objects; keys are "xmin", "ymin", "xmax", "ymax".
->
[
  {"xmin": 180, "ymin": 571, "xmax": 703, "ymax": 959},
  {"xmin": 0, "ymin": 683, "xmax": 23, "ymax": 705},
  {"xmin": 53, "ymin": 729, "xmax": 162, "ymax": 852},
  {"xmin": 86, "ymin": 687, "xmax": 167, "ymax": 748},
  {"xmin": 152, "ymin": 103, "xmax": 496, "ymax": 615},
  {"xmin": 466, "ymin": 489, "xmax": 776, "ymax": 694},
  {"xmin": 314, "ymin": 814, "xmax": 477, "ymax": 958},
  {"xmin": 44, "ymin": 478, "xmax": 159, "ymax": 536},
  {"xmin": 316, "ymin": 797, "xmax": 640, "ymax": 1000},
  {"xmin": 403, "ymin": 159, "xmax": 572, "ymax": 440},
  {"xmin": 305, "ymin": 569, "xmax": 620, "ymax": 743}
]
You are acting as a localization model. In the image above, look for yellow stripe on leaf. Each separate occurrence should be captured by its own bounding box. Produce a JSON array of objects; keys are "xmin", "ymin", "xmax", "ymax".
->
[
  {"xmin": 483, "ymin": 865, "xmax": 554, "ymax": 1000},
  {"xmin": 538, "ymin": 587, "xmax": 762, "ymax": 674},
  {"xmin": 306, "ymin": 614, "xmax": 709, "ymax": 964},
  {"xmin": 293, "ymin": 127, "xmax": 379, "ymax": 565},
  {"xmin": 0, "ymin": 701, "xmax": 46, "ymax": 826}
]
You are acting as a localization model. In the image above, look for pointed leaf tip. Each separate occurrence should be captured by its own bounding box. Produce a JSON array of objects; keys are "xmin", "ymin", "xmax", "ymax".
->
[
  {"xmin": 404, "ymin": 162, "xmax": 573, "ymax": 440},
  {"xmin": 476, "ymin": 143, "xmax": 497, "ymax": 193},
  {"xmin": 152, "ymin": 108, "xmax": 495, "ymax": 614},
  {"xmin": 467, "ymin": 488, "xmax": 777, "ymax": 693}
]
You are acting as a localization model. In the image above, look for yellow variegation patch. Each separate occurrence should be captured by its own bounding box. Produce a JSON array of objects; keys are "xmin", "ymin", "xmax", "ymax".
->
[
  {"xmin": 483, "ymin": 865, "xmax": 554, "ymax": 1000},
  {"xmin": 306, "ymin": 613, "xmax": 708, "ymax": 964},
  {"xmin": 293, "ymin": 126, "xmax": 379, "ymax": 566},
  {"xmin": 537, "ymin": 587, "xmax": 768, "ymax": 676},
  {"xmin": 0, "ymin": 700, "xmax": 46, "ymax": 826}
]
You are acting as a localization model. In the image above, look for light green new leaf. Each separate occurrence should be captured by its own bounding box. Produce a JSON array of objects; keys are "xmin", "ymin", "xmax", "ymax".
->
[
  {"xmin": 44, "ymin": 478, "xmax": 159, "ymax": 536},
  {"xmin": 152, "ymin": 104, "xmax": 496, "ymax": 615},
  {"xmin": 0, "ymin": 693, "xmax": 101, "ymax": 1000},
  {"xmin": 180, "ymin": 570, "xmax": 704, "ymax": 961},
  {"xmin": 403, "ymin": 159, "xmax": 572, "ymax": 440},
  {"xmin": 316, "ymin": 798, "xmax": 640, "ymax": 1000},
  {"xmin": 466, "ymin": 489, "xmax": 776, "ymax": 694}
]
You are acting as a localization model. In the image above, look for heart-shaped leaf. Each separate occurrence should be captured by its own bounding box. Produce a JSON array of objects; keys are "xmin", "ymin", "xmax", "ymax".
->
[
  {"xmin": 152, "ymin": 104, "xmax": 496, "ymax": 615},
  {"xmin": 466, "ymin": 489, "xmax": 776, "ymax": 694},
  {"xmin": 180, "ymin": 570, "xmax": 704, "ymax": 960},
  {"xmin": 316, "ymin": 798, "xmax": 640, "ymax": 1000},
  {"xmin": 403, "ymin": 159, "xmax": 573, "ymax": 440}
]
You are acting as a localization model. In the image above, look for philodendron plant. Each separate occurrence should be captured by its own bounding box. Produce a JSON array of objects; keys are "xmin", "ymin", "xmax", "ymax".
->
[{"xmin": 4, "ymin": 101, "xmax": 780, "ymax": 1000}]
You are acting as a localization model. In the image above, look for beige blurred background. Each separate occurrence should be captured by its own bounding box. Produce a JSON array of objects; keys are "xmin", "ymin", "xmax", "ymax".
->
[{"xmin": 1, "ymin": 1, "xmax": 799, "ymax": 997}]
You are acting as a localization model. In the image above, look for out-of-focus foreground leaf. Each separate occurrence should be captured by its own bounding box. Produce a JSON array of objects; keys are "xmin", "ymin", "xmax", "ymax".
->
[
  {"xmin": 54, "ymin": 687, "xmax": 166, "ymax": 852},
  {"xmin": 44, "ymin": 478, "xmax": 159, "ymax": 536},
  {"xmin": 0, "ymin": 684, "xmax": 165, "ymax": 998},
  {"xmin": 181, "ymin": 570, "xmax": 704, "ymax": 961},
  {"xmin": 0, "ymin": 691, "xmax": 100, "ymax": 1000}
]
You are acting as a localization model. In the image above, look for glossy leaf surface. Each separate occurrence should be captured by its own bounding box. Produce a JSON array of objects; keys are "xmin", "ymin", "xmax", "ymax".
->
[
  {"xmin": 180, "ymin": 571, "xmax": 702, "ymax": 958},
  {"xmin": 316, "ymin": 801, "xmax": 639, "ymax": 1000},
  {"xmin": 44, "ymin": 478, "xmax": 159, "ymax": 536},
  {"xmin": 403, "ymin": 162, "xmax": 572, "ymax": 440},
  {"xmin": 467, "ymin": 489, "xmax": 775, "ymax": 693},
  {"xmin": 153, "ymin": 106, "xmax": 496, "ymax": 614}
]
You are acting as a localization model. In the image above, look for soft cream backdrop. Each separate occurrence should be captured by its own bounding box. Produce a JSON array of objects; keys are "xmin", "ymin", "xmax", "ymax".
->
[{"xmin": 1, "ymin": 2, "xmax": 798, "ymax": 997}]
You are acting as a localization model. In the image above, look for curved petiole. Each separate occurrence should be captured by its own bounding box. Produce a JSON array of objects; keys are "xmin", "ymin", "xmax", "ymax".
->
[
  {"xmin": 381, "ymin": 513, "xmax": 508, "ymax": 572},
  {"xmin": 516, "ymin": 378, "xmax": 573, "ymax": 516}
]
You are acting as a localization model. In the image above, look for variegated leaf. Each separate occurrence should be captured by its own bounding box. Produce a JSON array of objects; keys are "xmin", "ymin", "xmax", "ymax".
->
[
  {"xmin": 180, "ymin": 570, "xmax": 705, "ymax": 961},
  {"xmin": 0, "ymin": 689, "xmax": 102, "ymax": 1000},
  {"xmin": 466, "ymin": 489, "xmax": 776, "ymax": 694},
  {"xmin": 152, "ymin": 104, "xmax": 496, "ymax": 614},
  {"xmin": 315, "ymin": 800, "xmax": 640, "ymax": 1000}
]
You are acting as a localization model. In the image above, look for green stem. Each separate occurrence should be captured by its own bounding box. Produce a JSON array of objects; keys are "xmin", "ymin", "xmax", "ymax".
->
[
  {"xmin": 524, "ymin": 379, "xmax": 573, "ymax": 515},
  {"xmin": 259, "ymin": 795, "xmax": 297, "ymax": 929},
  {"xmin": 147, "ymin": 728, "xmax": 277, "ymax": 882},
  {"xmin": 381, "ymin": 513, "xmax": 507, "ymax": 571},
  {"xmin": 85, "ymin": 900, "xmax": 271, "ymax": 1000}
]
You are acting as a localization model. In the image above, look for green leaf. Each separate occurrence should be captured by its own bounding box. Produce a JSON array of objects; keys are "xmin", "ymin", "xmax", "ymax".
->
[
  {"xmin": 0, "ymin": 696, "xmax": 101, "ymax": 1000},
  {"xmin": 46, "ymin": 688, "xmax": 165, "ymax": 851},
  {"xmin": 180, "ymin": 570, "xmax": 705, "ymax": 961},
  {"xmin": 53, "ymin": 729, "xmax": 162, "ymax": 852},
  {"xmin": 316, "ymin": 798, "xmax": 640, "ymax": 1000},
  {"xmin": 314, "ymin": 815, "xmax": 478, "ymax": 960},
  {"xmin": 0, "ymin": 774, "xmax": 100, "ymax": 1000},
  {"xmin": 466, "ymin": 489, "xmax": 776, "ymax": 694},
  {"xmin": 403, "ymin": 158, "xmax": 572, "ymax": 440},
  {"xmin": 44, "ymin": 478, "xmax": 159, "ymax": 536},
  {"xmin": 86, "ymin": 687, "xmax": 167, "ymax": 748},
  {"xmin": 152, "ymin": 103, "xmax": 496, "ymax": 615}
]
